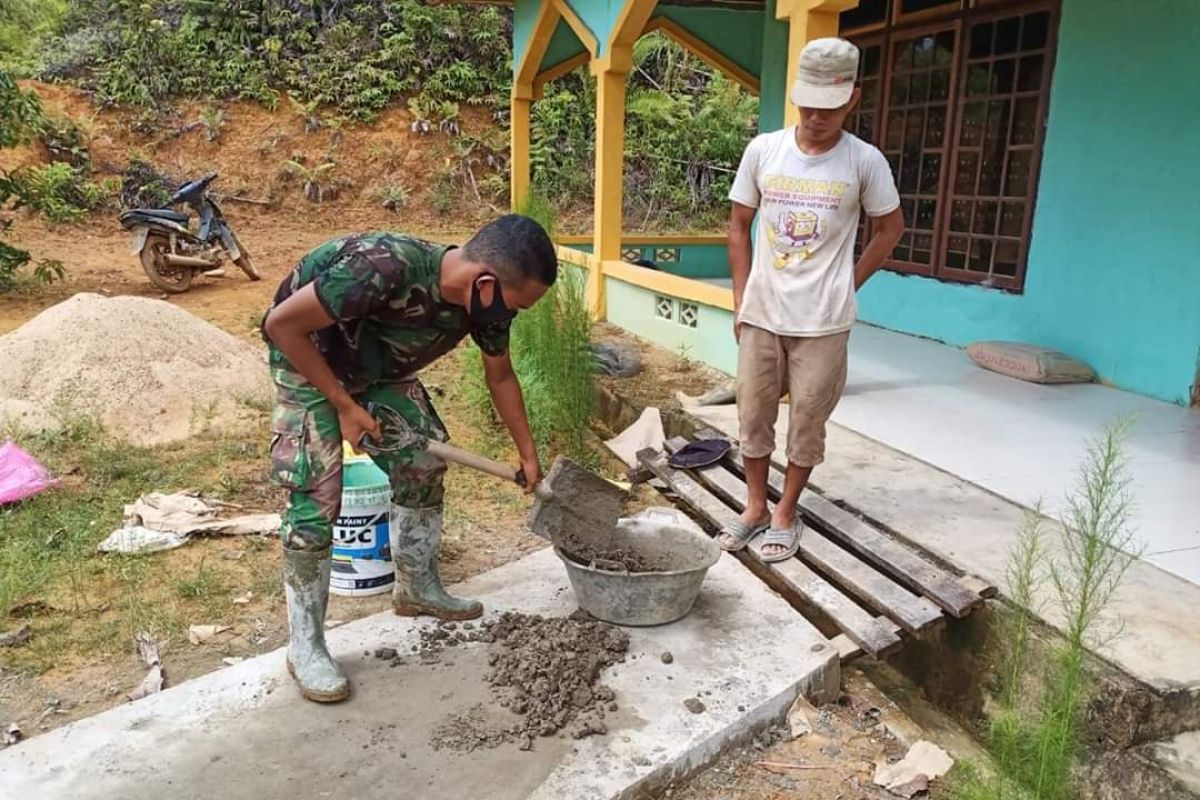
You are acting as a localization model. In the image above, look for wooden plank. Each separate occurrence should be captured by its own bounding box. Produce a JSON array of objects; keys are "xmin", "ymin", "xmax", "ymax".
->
[
  {"xmin": 830, "ymin": 633, "xmax": 863, "ymax": 662},
  {"xmin": 797, "ymin": 493, "xmax": 983, "ymax": 618},
  {"xmin": 666, "ymin": 438, "xmax": 944, "ymax": 635},
  {"xmin": 637, "ymin": 449, "xmax": 902, "ymax": 658},
  {"xmin": 959, "ymin": 574, "xmax": 999, "ymax": 600},
  {"xmin": 693, "ymin": 428, "xmax": 986, "ymax": 619}
]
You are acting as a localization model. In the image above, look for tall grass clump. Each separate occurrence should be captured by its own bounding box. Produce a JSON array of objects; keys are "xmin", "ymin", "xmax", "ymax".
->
[
  {"xmin": 953, "ymin": 421, "xmax": 1139, "ymax": 800},
  {"xmin": 462, "ymin": 191, "xmax": 595, "ymax": 462}
]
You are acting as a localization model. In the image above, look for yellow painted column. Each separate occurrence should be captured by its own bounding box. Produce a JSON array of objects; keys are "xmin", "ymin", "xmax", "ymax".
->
[
  {"xmin": 589, "ymin": 62, "xmax": 630, "ymax": 320},
  {"xmin": 779, "ymin": 0, "xmax": 857, "ymax": 128},
  {"xmin": 510, "ymin": 86, "xmax": 532, "ymax": 210}
]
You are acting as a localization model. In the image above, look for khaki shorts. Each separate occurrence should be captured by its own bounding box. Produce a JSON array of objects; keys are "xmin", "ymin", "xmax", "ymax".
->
[{"xmin": 736, "ymin": 325, "xmax": 849, "ymax": 467}]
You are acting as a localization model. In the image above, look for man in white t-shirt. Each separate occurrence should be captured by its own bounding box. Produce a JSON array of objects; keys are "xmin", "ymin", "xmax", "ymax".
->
[{"xmin": 720, "ymin": 37, "xmax": 903, "ymax": 562}]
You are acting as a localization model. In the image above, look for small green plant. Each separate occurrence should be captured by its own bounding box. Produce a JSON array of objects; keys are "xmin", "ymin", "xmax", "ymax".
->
[
  {"xmin": 173, "ymin": 557, "xmax": 224, "ymax": 601},
  {"xmin": 369, "ymin": 140, "xmax": 404, "ymax": 171},
  {"xmin": 377, "ymin": 182, "xmax": 411, "ymax": 212},
  {"xmin": 953, "ymin": 421, "xmax": 1140, "ymax": 800},
  {"xmin": 198, "ymin": 107, "xmax": 225, "ymax": 142},
  {"xmin": 431, "ymin": 169, "xmax": 455, "ymax": 217},
  {"xmin": 285, "ymin": 159, "xmax": 339, "ymax": 203}
]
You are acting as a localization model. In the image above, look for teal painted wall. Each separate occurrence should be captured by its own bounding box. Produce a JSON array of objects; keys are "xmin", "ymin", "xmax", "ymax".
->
[
  {"xmin": 857, "ymin": 0, "xmax": 1200, "ymax": 404},
  {"xmin": 606, "ymin": 279, "xmax": 737, "ymax": 374},
  {"xmin": 566, "ymin": 242, "xmax": 730, "ymax": 279},
  {"xmin": 545, "ymin": 18, "xmax": 588, "ymax": 66},
  {"xmin": 562, "ymin": 0, "xmax": 617, "ymax": 56},
  {"xmin": 513, "ymin": 0, "xmax": 540, "ymax": 78},
  {"xmin": 655, "ymin": 7, "xmax": 765, "ymax": 78},
  {"xmin": 758, "ymin": 0, "xmax": 789, "ymax": 133}
]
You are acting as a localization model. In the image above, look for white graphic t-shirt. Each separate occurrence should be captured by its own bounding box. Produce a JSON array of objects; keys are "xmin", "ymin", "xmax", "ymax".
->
[{"xmin": 729, "ymin": 128, "xmax": 900, "ymax": 337}]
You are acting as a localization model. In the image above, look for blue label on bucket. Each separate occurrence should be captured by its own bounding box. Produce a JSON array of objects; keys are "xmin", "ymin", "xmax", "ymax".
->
[{"xmin": 332, "ymin": 512, "xmax": 390, "ymax": 560}]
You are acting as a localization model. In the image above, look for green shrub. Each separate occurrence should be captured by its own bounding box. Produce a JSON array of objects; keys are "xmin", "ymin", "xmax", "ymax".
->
[
  {"xmin": 953, "ymin": 422, "xmax": 1140, "ymax": 800},
  {"xmin": 7, "ymin": 162, "xmax": 109, "ymax": 223}
]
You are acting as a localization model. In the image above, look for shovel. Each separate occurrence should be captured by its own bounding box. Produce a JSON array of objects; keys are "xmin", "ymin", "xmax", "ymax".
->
[
  {"xmin": 358, "ymin": 401, "xmax": 553, "ymax": 501},
  {"xmin": 359, "ymin": 402, "xmax": 628, "ymax": 543}
]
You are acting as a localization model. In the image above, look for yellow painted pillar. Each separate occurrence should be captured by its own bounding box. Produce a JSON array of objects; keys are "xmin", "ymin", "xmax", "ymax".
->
[
  {"xmin": 778, "ymin": 0, "xmax": 858, "ymax": 128},
  {"xmin": 510, "ymin": 85, "xmax": 533, "ymax": 210},
  {"xmin": 589, "ymin": 60, "xmax": 630, "ymax": 320}
]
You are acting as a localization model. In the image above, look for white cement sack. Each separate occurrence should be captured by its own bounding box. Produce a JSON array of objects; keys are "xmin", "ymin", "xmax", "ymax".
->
[{"xmin": 966, "ymin": 341, "xmax": 1094, "ymax": 384}]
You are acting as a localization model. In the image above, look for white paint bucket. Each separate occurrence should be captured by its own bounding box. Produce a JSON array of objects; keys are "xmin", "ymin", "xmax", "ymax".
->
[{"xmin": 331, "ymin": 454, "xmax": 394, "ymax": 597}]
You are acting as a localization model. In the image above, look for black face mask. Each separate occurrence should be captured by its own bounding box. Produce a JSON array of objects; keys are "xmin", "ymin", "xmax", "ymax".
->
[{"xmin": 469, "ymin": 275, "xmax": 516, "ymax": 326}]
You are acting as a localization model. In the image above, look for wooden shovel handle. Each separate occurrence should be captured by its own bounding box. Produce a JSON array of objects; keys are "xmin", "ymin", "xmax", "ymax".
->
[{"xmin": 425, "ymin": 440, "xmax": 521, "ymax": 485}]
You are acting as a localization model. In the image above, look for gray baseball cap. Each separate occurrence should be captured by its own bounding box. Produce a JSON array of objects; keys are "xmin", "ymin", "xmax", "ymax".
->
[{"xmin": 790, "ymin": 37, "xmax": 860, "ymax": 109}]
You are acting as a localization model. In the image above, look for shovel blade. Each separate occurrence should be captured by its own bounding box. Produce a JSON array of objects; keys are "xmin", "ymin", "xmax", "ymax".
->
[{"xmin": 528, "ymin": 455, "xmax": 628, "ymax": 543}]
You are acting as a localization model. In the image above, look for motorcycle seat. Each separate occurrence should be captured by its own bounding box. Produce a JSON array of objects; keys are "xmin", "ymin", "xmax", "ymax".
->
[{"xmin": 124, "ymin": 208, "xmax": 189, "ymax": 224}]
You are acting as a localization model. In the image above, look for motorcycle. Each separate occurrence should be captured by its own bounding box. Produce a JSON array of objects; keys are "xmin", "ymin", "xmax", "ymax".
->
[{"xmin": 118, "ymin": 172, "xmax": 260, "ymax": 293}]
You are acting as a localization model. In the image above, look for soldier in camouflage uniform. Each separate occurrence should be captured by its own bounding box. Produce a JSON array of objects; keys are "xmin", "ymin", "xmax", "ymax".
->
[{"xmin": 262, "ymin": 215, "xmax": 557, "ymax": 702}]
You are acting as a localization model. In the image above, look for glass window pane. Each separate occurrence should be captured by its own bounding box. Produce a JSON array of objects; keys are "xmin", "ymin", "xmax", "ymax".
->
[
  {"xmin": 900, "ymin": 154, "xmax": 920, "ymax": 193},
  {"xmin": 935, "ymin": 31, "xmax": 955, "ymax": 65},
  {"xmin": 863, "ymin": 43, "xmax": 883, "ymax": 76},
  {"xmin": 978, "ymin": 154, "xmax": 1003, "ymax": 196},
  {"xmin": 994, "ymin": 240, "xmax": 1020, "ymax": 276},
  {"xmin": 916, "ymin": 199, "xmax": 938, "ymax": 229},
  {"xmin": 1004, "ymin": 150, "xmax": 1031, "ymax": 196},
  {"xmin": 862, "ymin": 79, "xmax": 879, "ymax": 109},
  {"xmin": 946, "ymin": 235, "xmax": 968, "ymax": 269},
  {"xmin": 913, "ymin": 35, "xmax": 937, "ymax": 68},
  {"xmin": 995, "ymin": 17, "xmax": 1021, "ymax": 55},
  {"xmin": 950, "ymin": 200, "xmax": 973, "ymax": 232},
  {"xmin": 960, "ymin": 102, "xmax": 986, "ymax": 146},
  {"xmin": 928, "ymin": 106, "xmax": 947, "ymax": 145},
  {"xmin": 966, "ymin": 63, "xmax": 991, "ymax": 96},
  {"xmin": 930, "ymin": 68, "xmax": 950, "ymax": 101},
  {"xmin": 1022, "ymin": 11, "xmax": 1049, "ymax": 49},
  {"xmin": 910, "ymin": 70, "xmax": 931, "ymax": 104},
  {"xmin": 970, "ymin": 22, "xmax": 993, "ymax": 59},
  {"xmin": 999, "ymin": 202, "xmax": 1025, "ymax": 237},
  {"xmin": 969, "ymin": 239, "xmax": 994, "ymax": 272},
  {"xmin": 1018, "ymin": 54, "xmax": 1044, "ymax": 92},
  {"xmin": 886, "ymin": 111, "xmax": 905, "ymax": 150},
  {"xmin": 841, "ymin": 0, "xmax": 888, "ymax": 32},
  {"xmin": 955, "ymin": 152, "xmax": 979, "ymax": 193},
  {"xmin": 891, "ymin": 73, "xmax": 911, "ymax": 105},
  {"xmin": 920, "ymin": 153, "xmax": 942, "ymax": 194},
  {"xmin": 902, "ymin": 0, "xmax": 957, "ymax": 13},
  {"xmin": 1012, "ymin": 97, "xmax": 1039, "ymax": 145},
  {"xmin": 986, "ymin": 100, "xmax": 1011, "ymax": 145},
  {"xmin": 993, "ymin": 59, "xmax": 1016, "ymax": 94},
  {"xmin": 973, "ymin": 201, "xmax": 997, "ymax": 235}
]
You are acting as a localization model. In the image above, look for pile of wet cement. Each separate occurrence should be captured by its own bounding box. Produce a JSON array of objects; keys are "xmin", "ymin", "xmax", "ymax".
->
[{"xmin": 404, "ymin": 613, "xmax": 629, "ymax": 752}]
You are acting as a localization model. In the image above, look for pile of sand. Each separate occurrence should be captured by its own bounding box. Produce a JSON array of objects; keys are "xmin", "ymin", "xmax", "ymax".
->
[{"xmin": 0, "ymin": 293, "xmax": 272, "ymax": 446}]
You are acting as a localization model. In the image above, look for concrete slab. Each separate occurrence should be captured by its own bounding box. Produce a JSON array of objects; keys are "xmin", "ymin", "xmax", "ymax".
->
[
  {"xmin": 0, "ymin": 546, "xmax": 838, "ymax": 800},
  {"xmin": 691, "ymin": 404, "xmax": 1200, "ymax": 694},
  {"xmin": 1151, "ymin": 731, "xmax": 1200, "ymax": 795}
]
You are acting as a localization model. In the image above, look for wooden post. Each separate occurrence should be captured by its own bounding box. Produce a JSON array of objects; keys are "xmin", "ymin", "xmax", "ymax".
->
[{"xmin": 510, "ymin": 86, "xmax": 532, "ymax": 211}]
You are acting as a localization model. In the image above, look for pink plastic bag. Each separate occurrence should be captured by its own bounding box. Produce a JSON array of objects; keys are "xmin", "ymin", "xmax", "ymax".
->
[{"xmin": 0, "ymin": 441, "xmax": 59, "ymax": 505}]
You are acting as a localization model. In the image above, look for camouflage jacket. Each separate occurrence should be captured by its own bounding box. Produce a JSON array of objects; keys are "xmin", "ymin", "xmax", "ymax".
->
[{"xmin": 263, "ymin": 232, "xmax": 510, "ymax": 385}]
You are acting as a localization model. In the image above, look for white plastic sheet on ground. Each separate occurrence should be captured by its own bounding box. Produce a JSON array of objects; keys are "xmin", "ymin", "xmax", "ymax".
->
[
  {"xmin": 604, "ymin": 407, "xmax": 666, "ymax": 470},
  {"xmin": 98, "ymin": 491, "xmax": 280, "ymax": 555}
]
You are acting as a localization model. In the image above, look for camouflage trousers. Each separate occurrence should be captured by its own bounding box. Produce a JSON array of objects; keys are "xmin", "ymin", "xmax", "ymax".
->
[{"xmin": 269, "ymin": 362, "xmax": 449, "ymax": 552}]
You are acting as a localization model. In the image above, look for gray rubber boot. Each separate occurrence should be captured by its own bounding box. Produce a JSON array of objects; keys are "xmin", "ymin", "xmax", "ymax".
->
[
  {"xmin": 282, "ymin": 548, "xmax": 350, "ymax": 703},
  {"xmin": 389, "ymin": 505, "xmax": 483, "ymax": 621}
]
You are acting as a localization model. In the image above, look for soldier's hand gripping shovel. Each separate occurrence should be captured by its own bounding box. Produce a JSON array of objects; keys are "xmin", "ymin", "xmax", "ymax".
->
[
  {"xmin": 358, "ymin": 401, "xmax": 628, "ymax": 543},
  {"xmin": 357, "ymin": 401, "xmax": 553, "ymax": 501}
]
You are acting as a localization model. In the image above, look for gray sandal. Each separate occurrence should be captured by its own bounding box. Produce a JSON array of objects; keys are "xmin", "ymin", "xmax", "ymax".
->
[
  {"xmin": 717, "ymin": 518, "xmax": 770, "ymax": 552},
  {"xmin": 759, "ymin": 522, "xmax": 802, "ymax": 563}
]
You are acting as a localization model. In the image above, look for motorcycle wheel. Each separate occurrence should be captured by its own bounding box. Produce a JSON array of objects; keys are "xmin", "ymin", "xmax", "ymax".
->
[
  {"xmin": 140, "ymin": 233, "xmax": 193, "ymax": 294},
  {"xmin": 230, "ymin": 232, "xmax": 261, "ymax": 281}
]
